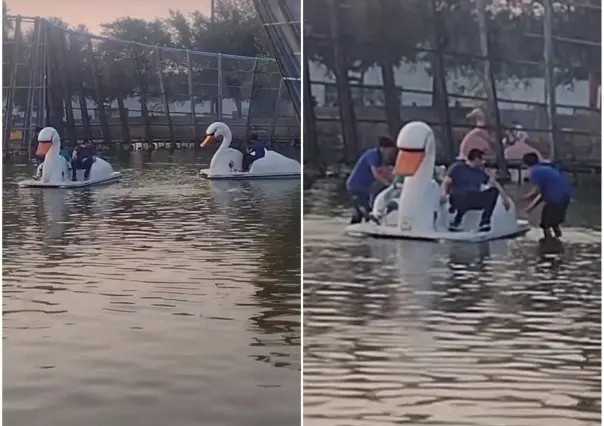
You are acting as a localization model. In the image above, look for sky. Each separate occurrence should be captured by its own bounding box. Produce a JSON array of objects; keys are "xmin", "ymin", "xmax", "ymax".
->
[{"xmin": 6, "ymin": 0, "xmax": 212, "ymax": 34}]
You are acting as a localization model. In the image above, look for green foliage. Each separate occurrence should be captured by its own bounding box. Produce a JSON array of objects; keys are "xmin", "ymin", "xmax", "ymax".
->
[
  {"xmin": 305, "ymin": 0, "xmax": 601, "ymax": 85},
  {"xmin": 4, "ymin": 0, "xmax": 277, "ymax": 118}
]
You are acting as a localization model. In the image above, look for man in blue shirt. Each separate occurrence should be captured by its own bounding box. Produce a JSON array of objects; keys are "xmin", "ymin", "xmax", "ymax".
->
[
  {"xmin": 242, "ymin": 133, "xmax": 266, "ymax": 171},
  {"xmin": 522, "ymin": 152, "xmax": 571, "ymax": 239},
  {"xmin": 346, "ymin": 137, "xmax": 398, "ymax": 224},
  {"xmin": 441, "ymin": 148, "xmax": 511, "ymax": 232},
  {"xmin": 71, "ymin": 140, "xmax": 96, "ymax": 181}
]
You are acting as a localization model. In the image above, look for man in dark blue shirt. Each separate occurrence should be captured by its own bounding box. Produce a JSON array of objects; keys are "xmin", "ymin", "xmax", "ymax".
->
[
  {"xmin": 346, "ymin": 136, "xmax": 398, "ymax": 224},
  {"xmin": 242, "ymin": 133, "xmax": 266, "ymax": 171},
  {"xmin": 441, "ymin": 148, "xmax": 511, "ymax": 232},
  {"xmin": 522, "ymin": 152, "xmax": 571, "ymax": 239},
  {"xmin": 71, "ymin": 140, "xmax": 96, "ymax": 181}
]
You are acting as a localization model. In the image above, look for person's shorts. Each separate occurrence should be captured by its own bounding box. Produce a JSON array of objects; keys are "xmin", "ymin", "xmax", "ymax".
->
[{"xmin": 540, "ymin": 200, "xmax": 569, "ymax": 228}]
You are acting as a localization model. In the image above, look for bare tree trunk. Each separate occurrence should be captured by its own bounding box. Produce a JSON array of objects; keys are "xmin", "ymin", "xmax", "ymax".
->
[
  {"xmin": 117, "ymin": 97, "xmax": 131, "ymax": 146},
  {"xmin": 381, "ymin": 55, "xmax": 400, "ymax": 138},
  {"xmin": 78, "ymin": 86, "xmax": 92, "ymax": 141}
]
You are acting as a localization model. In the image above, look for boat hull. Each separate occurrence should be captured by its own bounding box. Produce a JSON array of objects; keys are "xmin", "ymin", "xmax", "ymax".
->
[
  {"xmin": 199, "ymin": 169, "xmax": 300, "ymax": 180},
  {"xmin": 346, "ymin": 220, "xmax": 531, "ymax": 242},
  {"xmin": 18, "ymin": 172, "xmax": 122, "ymax": 188}
]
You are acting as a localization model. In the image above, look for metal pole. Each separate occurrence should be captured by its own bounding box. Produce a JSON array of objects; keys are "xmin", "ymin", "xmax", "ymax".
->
[
  {"xmin": 476, "ymin": 0, "xmax": 508, "ymax": 179},
  {"xmin": 155, "ymin": 47, "xmax": 174, "ymax": 143},
  {"xmin": 244, "ymin": 58, "xmax": 259, "ymax": 141},
  {"xmin": 4, "ymin": 16, "xmax": 22, "ymax": 151},
  {"xmin": 41, "ymin": 21, "xmax": 48, "ymax": 127},
  {"xmin": 430, "ymin": 0, "xmax": 455, "ymax": 163},
  {"xmin": 543, "ymin": 0, "xmax": 558, "ymax": 160},
  {"xmin": 327, "ymin": 0, "xmax": 359, "ymax": 162},
  {"xmin": 217, "ymin": 53, "xmax": 223, "ymax": 120},
  {"xmin": 23, "ymin": 18, "xmax": 41, "ymax": 151},
  {"xmin": 186, "ymin": 49, "xmax": 197, "ymax": 139},
  {"xmin": 268, "ymin": 79, "xmax": 284, "ymax": 145}
]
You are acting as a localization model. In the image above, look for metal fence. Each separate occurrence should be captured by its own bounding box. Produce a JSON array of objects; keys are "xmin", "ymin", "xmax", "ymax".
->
[
  {"xmin": 3, "ymin": 16, "xmax": 299, "ymax": 154},
  {"xmin": 304, "ymin": 0, "xmax": 601, "ymax": 172},
  {"xmin": 254, "ymin": 0, "xmax": 301, "ymax": 118}
]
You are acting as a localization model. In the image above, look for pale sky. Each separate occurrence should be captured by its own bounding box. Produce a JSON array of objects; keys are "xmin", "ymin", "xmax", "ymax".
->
[{"xmin": 6, "ymin": 0, "xmax": 212, "ymax": 34}]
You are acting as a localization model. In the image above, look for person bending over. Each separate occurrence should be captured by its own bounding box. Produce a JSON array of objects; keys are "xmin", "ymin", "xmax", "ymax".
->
[
  {"xmin": 522, "ymin": 152, "xmax": 571, "ymax": 239},
  {"xmin": 346, "ymin": 136, "xmax": 397, "ymax": 224},
  {"xmin": 441, "ymin": 148, "xmax": 511, "ymax": 232},
  {"xmin": 71, "ymin": 140, "xmax": 96, "ymax": 181}
]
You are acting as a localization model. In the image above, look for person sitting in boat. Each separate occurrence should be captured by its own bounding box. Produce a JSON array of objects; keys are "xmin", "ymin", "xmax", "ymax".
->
[
  {"xmin": 59, "ymin": 145, "xmax": 71, "ymax": 162},
  {"xmin": 440, "ymin": 148, "xmax": 511, "ymax": 232},
  {"xmin": 242, "ymin": 133, "xmax": 266, "ymax": 171},
  {"xmin": 504, "ymin": 124, "xmax": 544, "ymax": 162},
  {"xmin": 522, "ymin": 152, "xmax": 571, "ymax": 240},
  {"xmin": 71, "ymin": 140, "xmax": 96, "ymax": 181},
  {"xmin": 459, "ymin": 108, "xmax": 495, "ymax": 161},
  {"xmin": 346, "ymin": 136, "xmax": 398, "ymax": 224}
]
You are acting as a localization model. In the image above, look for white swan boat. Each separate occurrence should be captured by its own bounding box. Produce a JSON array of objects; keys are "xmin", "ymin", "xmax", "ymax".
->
[
  {"xmin": 346, "ymin": 121, "xmax": 531, "ymax": 242},
  {"xmin": 198, "ymin": 122, "xmax": 300, "ymax": 180},
  {"xmin": 18, "ymin": 127, "xmax": 121, "ymax": 188}
]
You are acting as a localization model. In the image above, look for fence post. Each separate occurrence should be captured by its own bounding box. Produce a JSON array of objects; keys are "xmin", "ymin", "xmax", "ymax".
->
[
  {"xmin": 476, "ymin": 0, "xmax": 508, "ymax": 179},
  {"xmin": 303, "ymin": 55, "xmax": 320, "ymax": 166},
  {"xmin": 186, "ymin": 49, "xmax": 197, "ymax": 140},
  {"xmin": 41, "ymin": 20, "xmax": 48, "ymax": 128},
  {"xmin": 4, "ymin": 15, "xmax": 22, "ymax": 151},
  {"xmin": 217, "ymin": 53, "xmax": 223, "ymax": 120},
  {"xmin": 155, "ymin": 47, "xmax": 175, "ymax": 144},
  {"xmin": 327, "ymin": 0, "xmax": 359, "ymax": 163},
  {"xmin": 23, "ymin": 18, "xmax": 41, "ymax": 153},
  {"xmin": 430, "ymin": 0, "xmax": 455, "ymax": 163},
  {"xmin": 245, "ymin": 58, "xmax": 259, "ymax": 141},
  {"xmin": 543, "ymin": 0, "xmax": 558, "ymax": 161},
  {"xmin": 55, "ymin": 29, "xmax": 77, "ymax": 146},
  {"xmin": 268, "ymin": 79, "xmax": 283, "ymax": 145},
  {"xmin": 86, "ymin": 39, "xmax": 111, "ymax": 145}
]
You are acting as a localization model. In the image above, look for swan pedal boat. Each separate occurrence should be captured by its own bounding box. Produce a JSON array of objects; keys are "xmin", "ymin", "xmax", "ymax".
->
[
  {"xmin": 18, "ymin": 127, "xmax": 121, "ymax": 189},
  {"xmin": 199, "ymin": 122, "xmax": 300, "ymax": 180},
  {"xmin": 346, "ymin": 121, "xmax": 531, "ymax": 243}
]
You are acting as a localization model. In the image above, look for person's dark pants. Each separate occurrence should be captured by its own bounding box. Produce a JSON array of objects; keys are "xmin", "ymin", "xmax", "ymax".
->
[
  {"xmin": 242, "ymin": 153, "xmax": 263, "ymax": 171},
  {"xmin": 450, "ymin": 187, "xmax": 499, "ymax": 227},
  {"xmin": 540, "ymin": 198, "xmax": 569, "ymax": 236},
  {"xmin": 348, "ymin": 188, "xmax": 371, "ymax": 224},
  {"xmin": 72, "ymin": 157, "xmax": 93, "ymax": 181},
  {"xmin": 347, "ymin": 182, "xmax": 388, "ymax": 224}
]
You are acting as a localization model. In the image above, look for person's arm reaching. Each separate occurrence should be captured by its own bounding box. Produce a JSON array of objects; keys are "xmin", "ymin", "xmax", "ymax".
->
[
  {"xmin": 522, "ymin": 186, "xmax": 540, "ymax": 200},
  {"xmin": 371, "ymin": 166, "xmax": 391, "ymax": 186},
  {"xmin": 524, "ymin": 169, "xmax": 545, "ymax": 213},
  {"xmin": 526, "ymin": 192, "xmax": 544, "ymax": 213},
  {"xmin": 368, "ymin": 151, "xmax": 391, "ymax": 186},
  {"xmin": 439, "ymin": 175, "xmax": 452, "ymax": 204},
  {"xmin": 488, "ymin": 175, "xmax": 511, "ymax": 210}
]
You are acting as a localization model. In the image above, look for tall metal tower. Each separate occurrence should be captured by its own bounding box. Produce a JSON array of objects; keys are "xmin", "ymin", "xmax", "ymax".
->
[{"xmin": 252, "ymin": 0, "xmax": 301, "ymax": 119}]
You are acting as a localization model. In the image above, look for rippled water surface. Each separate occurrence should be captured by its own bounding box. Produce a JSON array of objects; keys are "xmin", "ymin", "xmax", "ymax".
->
[
  {"xmin": 3, "ymin": 153, "xmax": 301, "ymax": 426},
  {"xmin": 304, "ymin": 179, "xmax": 601, "ymax": 426}
]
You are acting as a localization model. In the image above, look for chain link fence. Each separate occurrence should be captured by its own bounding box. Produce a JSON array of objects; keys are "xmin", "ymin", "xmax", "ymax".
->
[
  {"xmin": 3, "ymin": 16, "xmax": 299, "ymax": 156},
  {"xmin": 305, "ymin": 0, "xmax": 600, "ymax": 172}
]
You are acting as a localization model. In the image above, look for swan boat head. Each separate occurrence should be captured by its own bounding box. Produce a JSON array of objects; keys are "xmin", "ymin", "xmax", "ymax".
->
[
  {"xmin": 35, "ymin": 127, "xmax": 70, "ymax": 183},
  {"xmin": 201, "ymin": 122, "xmax": 243, "ymax": 174}
]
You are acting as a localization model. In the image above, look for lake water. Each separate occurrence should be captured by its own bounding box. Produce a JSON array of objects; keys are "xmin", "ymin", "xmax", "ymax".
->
[
  {"xmin": 304, "ymin": 179, "xmax": 601, "ymax": 426},
  {"xmin": 3, "ymin": 152, "xmax": 301, "ymax": 426}
]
